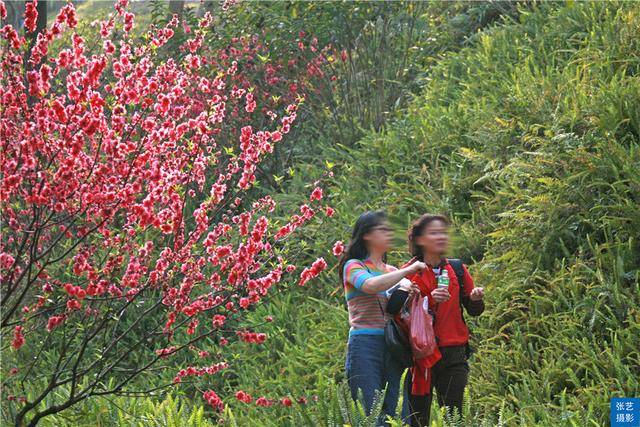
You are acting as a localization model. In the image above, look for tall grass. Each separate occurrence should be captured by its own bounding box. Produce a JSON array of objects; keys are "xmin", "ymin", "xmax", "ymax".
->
[
  {"xmin": 208, "ymin": 2, "xmax": 639, "ymax": 425},
  {"xmin": 16, "ymin": 1, "xmax": 639, "ymax": 425},
  {"xmin": 322, "ymin": 2, "xmax": 639, "ymax": 425}
]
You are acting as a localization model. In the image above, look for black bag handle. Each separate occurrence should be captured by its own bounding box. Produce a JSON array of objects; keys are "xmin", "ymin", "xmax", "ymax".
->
[
  {"xmin": 447, "ymin": 258, "xmax": 467, "ymax": 317},
  {"xmin": 447, "ymin": 258, "xmax": 475, "ymax": 359}
]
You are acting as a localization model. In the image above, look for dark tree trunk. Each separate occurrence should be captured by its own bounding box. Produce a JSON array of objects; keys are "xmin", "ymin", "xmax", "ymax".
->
[
  {"xmin": 168, "ymin": 0, "xmax": 185, "ymax": 19},
  {"xmin": 35, "ymin": 0, "xmax": 47, "ymax": 35}
]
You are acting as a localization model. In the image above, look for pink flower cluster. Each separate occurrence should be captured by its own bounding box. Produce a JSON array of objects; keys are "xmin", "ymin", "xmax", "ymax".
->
[
  {"xmin": 1, "ymin": 0, "xmax": 335, "ymax": 413},
  {"xmin": 203, "ymin": 390, "xmax": 224, "ymax": 411},
  {"xmin": 234, "ymin": 390, "xmax": 315, "ymax": 408},
  {"xmin": 298, "ymin": 257, "xmax": 328, "ymax": 286},
  {"xmin": 236, "ymin": 330, "xmax": 267, "ymax": 344},
  {"xmin": 46, "ymin": 315, "xmax": 65, "ymax": 332},
  {"xmin": 274, "ymin": 204, "xmax": 316, "ymax": 240},
  {"xmin": 11, "ymin": 326, "xmax": 24, "ymax": 350},
  {"xmin": 235, "ymin": 390, "xmax": 253, "ymax": 403},
  {"xmin": 155, "ymin": 346, "xmax": 177, "ymax": 358},
  {"xmin": 173, "ymin": 362, "xmax": 228, "ymax": 384},
  {"xmin": 310, "ymin": 187, "xmax": 323, "ymax": 201}
]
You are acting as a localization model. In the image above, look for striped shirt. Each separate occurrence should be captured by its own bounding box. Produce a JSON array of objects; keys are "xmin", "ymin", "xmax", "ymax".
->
[{"xmin": 343, "ymin": 258, "xmax": 397, "ymax": 336}]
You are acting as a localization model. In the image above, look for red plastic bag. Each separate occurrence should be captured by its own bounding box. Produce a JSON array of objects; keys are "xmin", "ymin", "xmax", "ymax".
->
[{"xmin": 408, "ymin": 294, "xmax": 437, "ymax": 359}]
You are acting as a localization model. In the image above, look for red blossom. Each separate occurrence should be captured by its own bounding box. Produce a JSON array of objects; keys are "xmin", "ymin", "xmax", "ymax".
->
[
  {"xmin": 298, "ymin": 257, "xmax": 327, "ymax": 286},
  {"xmin": 156, "ymin": 346, "xmax": 177, "ymax": 358},
  {"xmin": 46, "ymin": 315, "xmax": 65, "ymax": 332},
  {"xmin": 203, "ymin": 390, "xmax": 224, "ymax": 411},
  {"xmin": 310, "ymin": 187, "xmax": 323, "ymax": 201},
  {"xmin": 280, "ymin": 397, "xmax": 293, "ymax": 407},
  {"xmin": 235, "ymin": 390, "xmax": 253, "ymax": 403},
  {"xmin": 255, "ymin": 396, "xmax": 273, "ymax": 407},
  {"xmin": 66, "ymin": 299, "xmax": 81, "ymax": 311},
  {"xmin": 11, "ymin": 326, "xmax": 24, "ymax": 350},
  {"xmin": 1, "ymin": 0, "xmax": 332, "ymax": 414},
  {"xmin": 236, "ymin": 330, "xmax": 267, "ymax": 344},
  {"xmin": 332, "ymin": 240, "xmax": 345, "ymax": 256},
  {"xmin": 212, "ymin": 314, "xmax": 226, "ymax": 328},
  {"xmin": 24, "ymin": 1, "xmax": 38, "ymax": 33},
  {"xmin": 123, "ymin": 12, "xmax": 134, "ymax": 33}
]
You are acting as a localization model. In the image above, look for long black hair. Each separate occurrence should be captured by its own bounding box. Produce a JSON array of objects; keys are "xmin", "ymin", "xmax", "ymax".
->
[{"xmin": 338, "ymin": 210, "xmax": 388, "ymax": 282}]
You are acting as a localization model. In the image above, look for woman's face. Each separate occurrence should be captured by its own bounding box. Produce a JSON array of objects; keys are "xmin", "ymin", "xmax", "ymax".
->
[
  {"xmin": 416, "ymin": 220, "xmax": 449, "ymax": 255},
  {"xmin": 363, "ymin": 221, "xmax": 393, "ymax": 253}
]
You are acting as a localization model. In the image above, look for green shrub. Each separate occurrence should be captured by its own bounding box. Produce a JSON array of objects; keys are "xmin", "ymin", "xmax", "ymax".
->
[{"xmin": 17, "ymin": 2, "xmax": 638, "ymax": 425}]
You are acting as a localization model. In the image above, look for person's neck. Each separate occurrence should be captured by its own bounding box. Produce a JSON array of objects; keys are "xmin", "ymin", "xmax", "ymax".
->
[
  {"xmin": 422, "ymin": 252, "xmax": 442, "ymax": 268},
  {"xmin": 367, "ymin": 251, "xmax": 385, "ymax": 267}
]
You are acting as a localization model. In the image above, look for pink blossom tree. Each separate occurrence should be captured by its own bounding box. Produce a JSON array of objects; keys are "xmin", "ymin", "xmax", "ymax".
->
[{"xmin": 0, "ymin": 1, "xmax": 329, "ymax": 425}]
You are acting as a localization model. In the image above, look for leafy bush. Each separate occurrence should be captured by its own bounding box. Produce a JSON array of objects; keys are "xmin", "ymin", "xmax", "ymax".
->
[{"xmin": 222, "ymin": 1, "xmax": 639, "ymax": 425}]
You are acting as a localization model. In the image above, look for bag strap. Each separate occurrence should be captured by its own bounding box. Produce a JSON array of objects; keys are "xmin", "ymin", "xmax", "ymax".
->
[
  {"xmin": 447, "ymin": 258, "xmax": 476, "ymax": 358},
  {"xmin": 447, "ymin": 258, "xmax": 467, "ymax": 321},
  {"xmin": 376, "ymin": 298, "xmax": 386, "ymax": 317}
]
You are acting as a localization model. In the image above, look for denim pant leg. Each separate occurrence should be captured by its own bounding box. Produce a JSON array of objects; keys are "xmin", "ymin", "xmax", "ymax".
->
[
  {"xmin": 382, "ymin": 352, "xmax": 405, "ymax": 422},
  {"xmin": 345, "ymin": 334, "xmax": 405, "ymax": 426},
  {"xmin": 345, "ymin": 334, "xmax": 385, "ymax": 414}
]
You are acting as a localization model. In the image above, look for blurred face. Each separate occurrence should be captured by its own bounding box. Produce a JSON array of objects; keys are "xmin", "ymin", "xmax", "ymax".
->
[
  {"xmin": 415, "ymin": 220, "xmax": 449, "ymax": 256},
  {"xmin": 363, "ymin": 221, "xmax": 393, "ymax": 253}
]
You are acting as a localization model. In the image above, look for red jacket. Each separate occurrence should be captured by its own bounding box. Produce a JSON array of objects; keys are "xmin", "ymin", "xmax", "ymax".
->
[{"xmin": 408, "ymin": 260, "xmax": 478, "ymax": 347}]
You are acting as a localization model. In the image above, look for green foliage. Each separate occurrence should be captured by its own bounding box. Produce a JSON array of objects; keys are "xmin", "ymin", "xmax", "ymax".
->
[
  {"xmin": 34, "ymin": 393, "xmax": 214, "ymax": 427},
  {"xmin": 13, "ymin": 1, "xmax": 638, "ymax": 426},
  {"xmin": 306, "ymin": 1, "xmax": 639, "ymax": 425},
  {"xmin": 216, "ymin": 1, "xmax": 522, "ymax": 178},
  {"xmin": 229, "ymin": 1, "xmax": 639, "ymax": 425}
]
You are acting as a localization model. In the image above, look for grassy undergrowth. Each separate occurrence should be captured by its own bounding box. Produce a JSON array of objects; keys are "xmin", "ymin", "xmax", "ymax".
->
[
  {"xmin": 220, "ymin": 1, "xmax": 639, "ymax": 425},
  {"xmin": 23, "ymin": 1, "xmax": 639, "ymax": 426}
]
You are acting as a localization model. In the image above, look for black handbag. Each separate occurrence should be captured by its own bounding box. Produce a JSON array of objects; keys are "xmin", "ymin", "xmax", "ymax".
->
[
  {"xmin": 378, "ymin": 298, "xmax": 413, "ymax": 368},
  {"xmin": 384, "ymin": 317, "xmax": 413, "ymax": 368}
]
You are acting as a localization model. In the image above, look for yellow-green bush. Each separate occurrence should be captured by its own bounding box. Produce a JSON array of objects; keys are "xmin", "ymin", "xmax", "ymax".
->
[
  {"xmin": 330, "ymin": 2, "xmax": 638, "ymax": 425},
  {"xmin": 24, "ymin": 2, "xmax": 638, "ymax": 426},
  {"xmin": 230, "ymin": 2, "xmax": 639, "ymax": 425}
]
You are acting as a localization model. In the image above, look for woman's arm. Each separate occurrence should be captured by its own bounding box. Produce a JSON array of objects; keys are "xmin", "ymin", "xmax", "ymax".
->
[
  {"xmin": 463, "ymin": 297, "xmax": 485, "ymax": 316},
  {"xmin": 460, "ymin": 264, "xmax": 485, "ymax": 316},
  {"xmin": 360, "ymin": 262, "xmax": 426, "ymax": 295}
]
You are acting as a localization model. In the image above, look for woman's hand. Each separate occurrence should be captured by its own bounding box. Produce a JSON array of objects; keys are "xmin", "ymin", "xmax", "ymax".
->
[
  {"xmin": 405, "ymin": 261, "xmax": 427, "ymax": 275},
  {"xmin": 431, "ymin": 287, "xmax": 450, "ymax": 303},
  {"xmin": 470, "ymin": 287, "xmax": 484, "ymax": 301},
  {"xmin": 398, "ymin": 278, "xmax": 420, "ymax": 295}
]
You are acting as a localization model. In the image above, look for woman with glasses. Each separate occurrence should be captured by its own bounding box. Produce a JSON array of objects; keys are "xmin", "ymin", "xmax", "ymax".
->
[{"xmin": 339, "ymin": 211, "xmax": 426, "ymax": 424}]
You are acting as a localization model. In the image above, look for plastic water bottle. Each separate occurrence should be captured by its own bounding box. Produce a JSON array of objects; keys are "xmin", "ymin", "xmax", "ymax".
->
[{"xmin": 438, "ymin": 268, "xmax": 450, "ymax": 289}]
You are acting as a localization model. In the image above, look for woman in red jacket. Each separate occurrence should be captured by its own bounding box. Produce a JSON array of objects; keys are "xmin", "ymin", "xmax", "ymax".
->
[{"xmin": 388, "ymin": 214, "xmax": 485, "ymax": 426}]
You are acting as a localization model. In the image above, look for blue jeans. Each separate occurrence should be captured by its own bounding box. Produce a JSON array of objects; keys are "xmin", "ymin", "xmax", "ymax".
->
[{"xmin": 345, "ymin": 334, "xmax": 407, "ymax": 425}]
